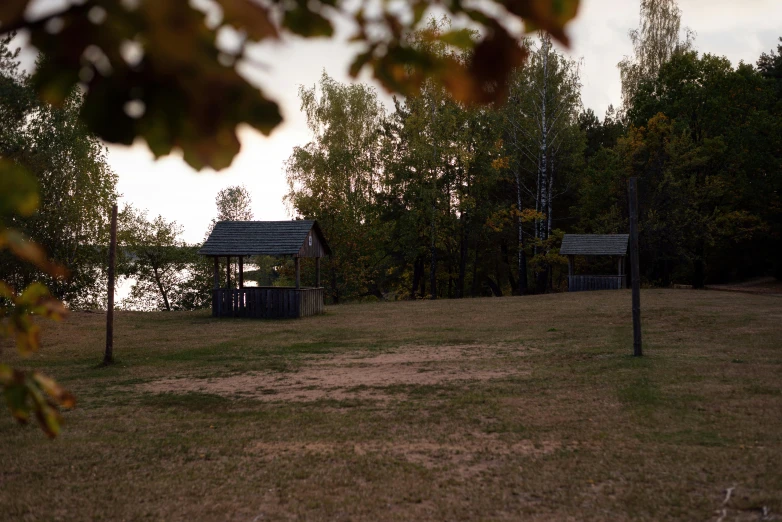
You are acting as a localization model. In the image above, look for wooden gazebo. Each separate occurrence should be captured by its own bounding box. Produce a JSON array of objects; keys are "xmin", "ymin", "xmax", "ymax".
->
[
  {"xmin": 561, "ymin": 234, "xmax": 629, "ymax": 292},
  {"xmin": 199, "ymin": 220, "xmax": 330, "ymax": 318}
]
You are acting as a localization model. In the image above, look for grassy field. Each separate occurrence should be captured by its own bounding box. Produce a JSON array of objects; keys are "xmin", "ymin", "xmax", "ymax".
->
[{"xmin": 1, "ymin": 289, "xmax": 781, "ymax": 521}]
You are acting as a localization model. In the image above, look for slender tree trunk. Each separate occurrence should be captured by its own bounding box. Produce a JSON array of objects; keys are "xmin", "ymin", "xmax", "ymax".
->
[
  {"xmin": 429, "ymin": 99, "xmax": 438, "ymax": 300},
  {"xmin": 534, "ymin": 157, "xmax": 542, "ymax": 256},
  {"xmin": 153, "ymin": 267, "xmax": 171, "ymax": 311},
  {"xmin": 485, "ymin": 276, "xmax": 503, "ymax": 297},
  {"xmin": 420, "ymin": 262, "xmax": 426, "ymax": 298},
  {"xmin": 457, "ymin": 212, "xmax": 467, "ymax": 299},
  {"xmin": 411, "ymin": 256, "xmax": 422, "ymax": 299},
  {"xmin": 501, "ymin": 240, "xmax": 517, "ymax": 293},
  {"xmin": 514, "ymin": 168, "xmax": 528, "ymax": 295},
  {"xmin": 547, "ymin": 157, "xmax": 554, "ymax": 238},
  {"xmin": 539, "ymin": 35, "xmax": 550, "ymax": 244},
  {"xmin": 693, "ymin": 242, "xmax": 705, "ymax": 289},
  {"xmin": 471, "ymin": 239, "xmax": 480, "ymax": 296}
]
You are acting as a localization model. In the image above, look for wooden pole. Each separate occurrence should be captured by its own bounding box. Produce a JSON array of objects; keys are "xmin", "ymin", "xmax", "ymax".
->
[
  {"xmin": 226, "ymin": 256, "xmax": 231, "ymax": 289},
  {"xmin": 239, "ymin": 256, "xmax": 244, "ymax": 289},
  {"xmin": 315, "ymin": 257, "xmax": 321, "ymax": 288},
  {"xmin": 295, "ymin": 256, "xmax": 300, "ymax": 289},
  {"xmin": 103, "ymin": 204, "xmax": 117, "ymax": 366},
  {"xmin": 628, "ymin": 177, "xmax": 642, "ymax": 357},
  {"xmin": 212, "ymin": 256, "xmax": 219, "ymax": 317}
]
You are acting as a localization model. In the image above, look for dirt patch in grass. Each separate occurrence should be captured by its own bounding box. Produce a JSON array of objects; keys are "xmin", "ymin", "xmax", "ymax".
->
[
  {"xmin": 137, "ymin": 344, "xmax": 529, "ymax": 402},
  {"xmin": 3, "ymin": 290, "xmax": 782, "ymax": 521}
]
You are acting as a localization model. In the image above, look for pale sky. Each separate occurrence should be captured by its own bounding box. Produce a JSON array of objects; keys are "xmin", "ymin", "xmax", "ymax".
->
[{"xmin": 14, "ymin": 0, "xmax": 782, "ymax": 243}]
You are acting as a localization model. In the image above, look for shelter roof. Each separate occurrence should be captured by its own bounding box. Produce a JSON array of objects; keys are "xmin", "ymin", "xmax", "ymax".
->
[
  {"xmin": 560, "ymin": 234, "xmax": 629, "ymax": 256},
  {"xmin": 198, "ymin": 220, "xmax": 330, "ymax": 257}
]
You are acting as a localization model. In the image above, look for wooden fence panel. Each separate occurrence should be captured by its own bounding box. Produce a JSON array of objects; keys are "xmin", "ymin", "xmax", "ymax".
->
[
  {"xmin": 212, "ymin": 287, "xmax": 326, "ymax": 319},
  {"xmin": 568, "ymin": 275, "xmax": 626, "ymax": 292}
]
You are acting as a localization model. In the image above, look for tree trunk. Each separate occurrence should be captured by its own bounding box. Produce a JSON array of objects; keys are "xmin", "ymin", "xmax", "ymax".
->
[
  {"xmin": 153, "ymin": 267, "xmax": 171, "ymax": 311},
  {"xmin": 457, "ymin": 216, "xmax": 467, "ymax": 299},
  {"xmin": 330, "ymin": 264, "xmax": 339, "ymax": 304},
  {"xmin": 411, "ymin": 256, "xmax": 422, "ymax": 299},
  {"xmin": 501, "ymin": 240, "xmax": 517, "ymax": 293},
  {"xmin": 485, "ymin": 276, "xmax": 503, "ymax": 297},
  {"xmin": 515, "ymin": 169, "xmax": 528, "ymax": 296},
  {"xmin": 693, "ymin": 242, "xmax": 705, "ymax": 289},
  {"xmin": 420, "ymin": 262, "xmax": 426, "ymax": 298},
  {"xmin": 471, "ymin": 239, "xmax": 480, "ymax": 296},
  {"xmin": 429, "ymin": 218, "xmax": 437, "ymax": 300}
]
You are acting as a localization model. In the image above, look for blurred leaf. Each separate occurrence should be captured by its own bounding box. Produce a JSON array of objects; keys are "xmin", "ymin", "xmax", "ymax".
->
[
  {"xmin": 0, "ymin": 161, "xmax": 39, "ymax": 217},
  {"xmin": 462, "ymin": 24, "xmax": 529, "ymax": 103},
  {"xmin": 283, "ymin": 7, "xmax": 333, "ymax": 38},
  {"xmin": 0, "ymin": 0, "xmax": 29, "ymax": 27},
  {"xmin": 2, "ymin": 0, "xmax": 580, "ymax": 170},
  {"xmin": 215, "ymin": 0, "xmax": 278, "ymax": 40},
  {"xmin": 33, "ymin": 372, "xmax": 76, "ymax": 409},
  {"xmin": 0, "ymin": 229, "xmax": 68, "ymax": 278},
  {"xmin": 439, "ymin": 29, "xmax": 476, "ymax": 50},
  {"xmin": 500, "ymin": 0, "xmax": 581, "ymax": 45}
]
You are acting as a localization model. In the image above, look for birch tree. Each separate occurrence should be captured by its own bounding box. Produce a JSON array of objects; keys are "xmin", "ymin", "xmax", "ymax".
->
[
  {"xmin": 617, "ymin": 0, "xmax": 694, "ymax": 117},
  {"xmin": 502, "ymin": 33, "xmax": 582, "ymax": 293}
]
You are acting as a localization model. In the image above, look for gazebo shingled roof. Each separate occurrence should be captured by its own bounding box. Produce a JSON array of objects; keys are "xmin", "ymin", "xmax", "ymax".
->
[
  {"xmin": 198, "ymin": 220, "xmax": 331, "ymax": 257},
  {"xmin": 560, "ymin": 234, "xmax": 629, "ymax": 256}
]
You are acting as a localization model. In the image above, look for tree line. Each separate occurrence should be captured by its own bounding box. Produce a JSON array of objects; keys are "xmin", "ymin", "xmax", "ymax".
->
[
  {"xmin": 286, "ymin": 11, "xmax": 781, "ymax": 302},
  {"xmin": 2, "ymin": 1, "xmax": 781, "ymax": 312}
]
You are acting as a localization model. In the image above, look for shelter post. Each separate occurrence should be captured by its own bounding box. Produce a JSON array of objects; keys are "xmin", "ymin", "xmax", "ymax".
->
[
  {"xmin": 213, "ymin": 256, "xmax": 219, "ymax": 289},
  {"xmin": 568, "ymin": 255, "xmax": 574, "ymax": 277},
  {"xmin": 315, "ymin": 257, "xmax": 321, "ymax": 287},
  {"xmin": 226, "ymin": 256, "xmax": 231, "ymax": 289},
  {"xmin": 295, "ymin": 256, "xmax": 300, "ymax": 289},
  {"xmin": 239, "ymin": 256, "xmax": 244, "ymax": 288}
]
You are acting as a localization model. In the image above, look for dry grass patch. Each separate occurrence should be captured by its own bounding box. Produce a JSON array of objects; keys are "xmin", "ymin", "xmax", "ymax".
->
[
  {"xmin": 1, "ymin": 289, "xmax": 781, "ymax": 521},
  {"xmin": 138, "ymin": 343, "xmax": 531, "ymax": 402}
]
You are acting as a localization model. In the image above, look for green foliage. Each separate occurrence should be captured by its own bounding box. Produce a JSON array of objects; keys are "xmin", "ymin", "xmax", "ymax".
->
[
  {"xmin": 118, "ymin": 206, "xmax": 208, "ymax": 311},
  {"xmin": 285, "ymin": 71, "xmax": 389, "ymax": 302},
  {"xmin": 215, "ymin": 185, "xmax": 253, "ymax": 222},
  {"xmin": 1, "ymin": 39, "xmax": 119, "ymax": 307}
]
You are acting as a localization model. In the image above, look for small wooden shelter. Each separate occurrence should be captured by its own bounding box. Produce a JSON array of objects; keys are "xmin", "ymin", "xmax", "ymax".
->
[
  {"xmin": 199, "ymin": 220, "xmax": 331, "ymax": 318},
  {"xmin": 560, "ymin": 234, "xmax": 629, "ymax": 292}
]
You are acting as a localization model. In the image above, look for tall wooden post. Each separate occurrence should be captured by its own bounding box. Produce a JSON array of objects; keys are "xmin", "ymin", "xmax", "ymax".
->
[
  {"xmin": 628, "ymin": 177, "xmax": 642, "ymax": 357},
  {"xmin": 294, "ymin": 256, "xmax": 300, "ymax": 289},
  {"xmin": 239, "ymin": 256, "xmax": 244, "ymax": 288},
  {"xmin": 212, "ymin": 256, "xmax": 219, "ymax": 317},
  {"xmin": 315, "ymin": 257, "xmax": 321, "ymax": 288},
  {"xmin": 103, "ymin": 204, "xmax": 117, "ymax": 366},
  {"xmin": 226, "ymin": 256, "xmax": 231, "ymax": 289}
]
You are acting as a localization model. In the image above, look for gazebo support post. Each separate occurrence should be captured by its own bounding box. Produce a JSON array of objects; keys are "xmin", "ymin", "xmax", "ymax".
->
[
  {"xmin": 226, "ymin": 256, "xmax": 231, "ymax": 289},
  {"xmin": 239, "ymin": 256, "xmax": 244, "ymax": 289},
  {"xmin": 315, "ymin": 257, "xmax": 321, "ymax": 288},
  {"xmin": 295, "ymin": 256, "xmax": 300, "ymax": 289},
  {"xmin": 212, "ymin": 256, "xmax": 219, "ymax": 317},
  {"xmin": 568, "ymin": 255, "xmax": 574, "ymax": 277}
]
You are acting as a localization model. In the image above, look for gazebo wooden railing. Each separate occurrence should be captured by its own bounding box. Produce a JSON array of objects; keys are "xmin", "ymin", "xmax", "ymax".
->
[
  {"xmin": 213, "ymin": 287, "xmax": 324, "ymax": 319},
  {"xmin": 567, "ymin": 275, "xmax": 625, "ymax": 292}
]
